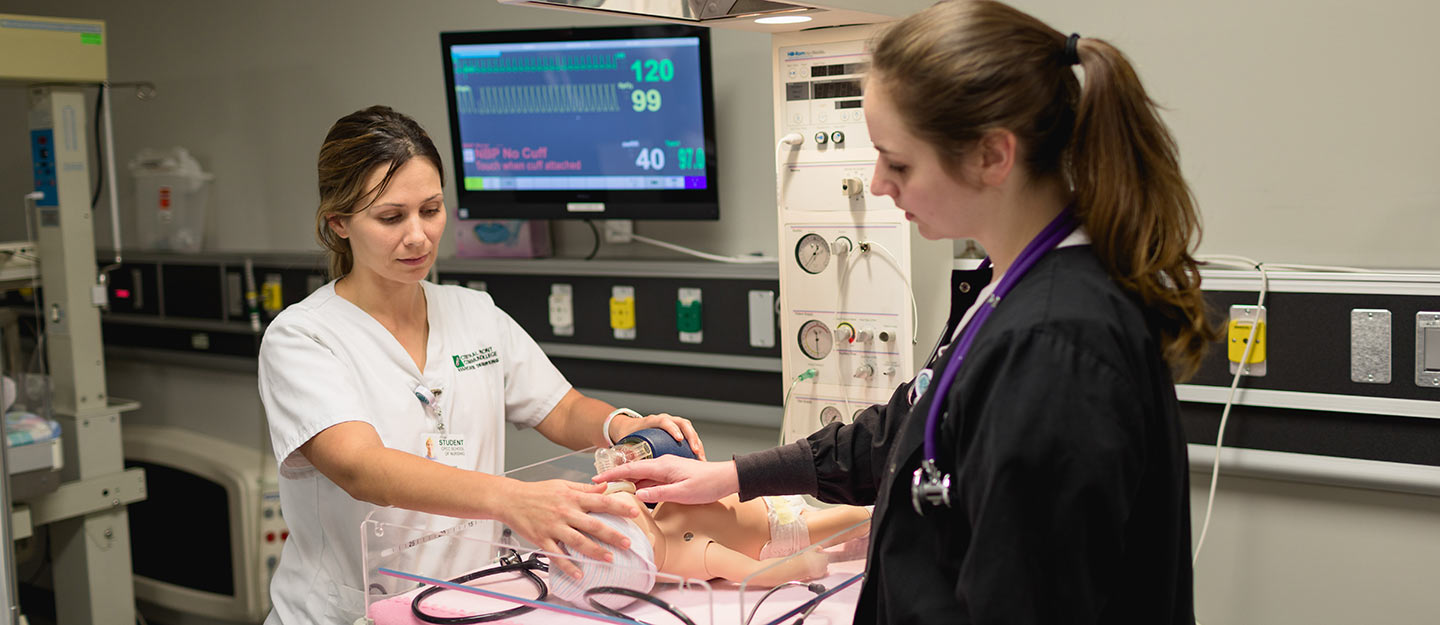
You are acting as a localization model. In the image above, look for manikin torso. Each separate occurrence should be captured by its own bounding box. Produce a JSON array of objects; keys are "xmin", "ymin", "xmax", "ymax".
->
[
  {"xmin": 651, "ymin": 494, "xmax": 771, "ymax": 580},
  {"xmin": 607, "ymin": 489, "xmax": 870, "ymax": 586}
]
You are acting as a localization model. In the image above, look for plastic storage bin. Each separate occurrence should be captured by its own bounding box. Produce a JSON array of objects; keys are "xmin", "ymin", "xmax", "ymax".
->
[
  {"xmin": 455, "ymin": 219, "xmax": 552, "ymax": 258},
  {"xmin": 129, "ymin": 147, "xmax": 213, "ymax": 252}
]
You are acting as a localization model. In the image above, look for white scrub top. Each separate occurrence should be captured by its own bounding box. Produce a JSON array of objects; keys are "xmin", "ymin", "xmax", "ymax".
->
[{"xmin": 258, "ymin": 280, "xmax": 570, "ymax": 624}]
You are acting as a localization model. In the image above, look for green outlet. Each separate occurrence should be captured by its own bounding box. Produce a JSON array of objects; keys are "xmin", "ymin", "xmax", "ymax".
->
[{"xmin": 676, "ymin": 300, "xmax": 702, "ymax": 333}]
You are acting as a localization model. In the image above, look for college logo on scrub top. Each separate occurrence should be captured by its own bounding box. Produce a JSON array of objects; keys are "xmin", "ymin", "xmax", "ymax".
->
[{"xmin": 452, "ymin": 347, "xmax": 499, "ymax": 372}]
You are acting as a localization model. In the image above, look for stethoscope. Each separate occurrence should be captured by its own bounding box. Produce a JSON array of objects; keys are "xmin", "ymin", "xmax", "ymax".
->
[
  {"xmin": 911, "ymin": 208, "xmax": 1079, "ymax": 515},
  {"xmin": 411, "ymin": 549, "xmax": 549, "ymax": 624}
]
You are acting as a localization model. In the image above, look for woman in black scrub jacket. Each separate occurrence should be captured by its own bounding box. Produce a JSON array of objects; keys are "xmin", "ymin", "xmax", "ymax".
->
[{"xmin": 598, "ymin": 1, "xmax": 1216, "ymax": 623}]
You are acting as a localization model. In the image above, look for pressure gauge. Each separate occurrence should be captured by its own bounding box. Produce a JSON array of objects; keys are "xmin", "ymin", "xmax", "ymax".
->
[
  {"xmin": 819, "ymin": 406, "xmax": 843, "ymax": 426},
  {"xmin": 797, "ymin": 319, "xmax": 834, "ymax": 360},
  {"xmin": 795, "ymin": 233, "xmax": 831, "ymax": 274}
]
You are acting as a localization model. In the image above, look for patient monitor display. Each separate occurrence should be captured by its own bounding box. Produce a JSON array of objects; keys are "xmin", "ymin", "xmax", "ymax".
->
[{"xmin": 442, "ymin": 25, "xmax": 719, "ymax": 220}]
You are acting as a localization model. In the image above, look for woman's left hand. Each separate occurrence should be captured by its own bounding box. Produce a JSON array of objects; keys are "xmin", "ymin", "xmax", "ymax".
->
[{"xmin": 609, "ymin": 412, "xmax": 706, "ymax": 461}]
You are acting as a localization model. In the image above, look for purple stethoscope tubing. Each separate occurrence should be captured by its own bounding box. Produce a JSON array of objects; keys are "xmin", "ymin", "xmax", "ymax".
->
[{"xmin": 914, "ymin": 209, "xmax": 1079, "ymax": 508}]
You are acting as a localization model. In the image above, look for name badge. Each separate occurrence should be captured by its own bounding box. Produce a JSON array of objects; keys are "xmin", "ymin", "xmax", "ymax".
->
[
  {"xmin": 908, "ymin": 368, "xmax": 933, "ymax": 406},
  {"xmin": 420, "ymin": 432, "xmax": 472, "ymax": 469}
]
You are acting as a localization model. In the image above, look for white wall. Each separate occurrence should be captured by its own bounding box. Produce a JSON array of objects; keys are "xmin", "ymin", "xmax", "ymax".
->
[
  {"xmin": 1009, "ymin": 0, "xmax": 1440, "ymax": 269},
  {"xmin": 1189, "ymin": 475, "xmax": 1440, "ymax": 624},
  {"xmin": 5, "ymin": 2, "xmax": 1440, "ymax": 624},
  {"xmin": 5, "ymin": 1, "xmax": 1436, "ymax": 266},
  {"xmin": 0, "ymin": 0, "xmax": 786, "ymax": 260}
]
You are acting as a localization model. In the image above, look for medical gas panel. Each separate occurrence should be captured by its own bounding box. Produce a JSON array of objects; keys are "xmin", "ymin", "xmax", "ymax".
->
[{"xmin": 773, "ymin": 26, "xmax": 950, "ymax": 444}]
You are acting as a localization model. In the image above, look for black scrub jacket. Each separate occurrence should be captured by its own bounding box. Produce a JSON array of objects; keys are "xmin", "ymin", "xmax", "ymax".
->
[{"xmin": 736, "ymin": 246, "xmax": 1195, "ymax": 624}]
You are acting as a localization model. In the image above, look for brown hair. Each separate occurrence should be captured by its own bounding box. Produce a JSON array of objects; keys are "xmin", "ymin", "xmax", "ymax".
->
[
  {"xmin": 871, "ymin": 0, "xmax": 1217, "ymax": 380},
  {"xmin": 315, "ymin": 105, "xmax": 444, "ymax": 279}
]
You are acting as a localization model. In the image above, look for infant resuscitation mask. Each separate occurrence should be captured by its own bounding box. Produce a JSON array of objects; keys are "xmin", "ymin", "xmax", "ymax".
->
[{"xmin": 594, "ymin": 427, "xmax": 697, "ymax": 474}]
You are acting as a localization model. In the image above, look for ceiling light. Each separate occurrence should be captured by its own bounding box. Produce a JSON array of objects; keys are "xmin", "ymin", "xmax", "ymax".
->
[{"xmin": 754, "ymin": 15, "xmax": 813, "ymax": 24}]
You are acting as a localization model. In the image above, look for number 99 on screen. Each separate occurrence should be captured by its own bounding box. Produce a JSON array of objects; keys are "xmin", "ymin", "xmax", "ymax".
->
[{"xmin": 631, "ymin": 89, "xmax": 662, "ymax": 112}]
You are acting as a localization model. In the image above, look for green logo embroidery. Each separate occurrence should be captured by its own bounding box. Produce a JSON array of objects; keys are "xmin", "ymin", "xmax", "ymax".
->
[{"xmin": 451, "ymin": 347, "xmax": 499, "ymax": 372}]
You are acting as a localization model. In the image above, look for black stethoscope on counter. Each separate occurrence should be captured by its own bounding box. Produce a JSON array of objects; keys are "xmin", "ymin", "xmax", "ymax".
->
[{"xmin": 911, "ymin": 209, "xmax": 1078, "ymax": 515}]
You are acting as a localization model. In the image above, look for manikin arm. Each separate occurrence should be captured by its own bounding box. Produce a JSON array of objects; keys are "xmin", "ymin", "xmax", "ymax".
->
[{"xmin": 702, "ymin": 542, "xmax": 829, "ymax": 587}]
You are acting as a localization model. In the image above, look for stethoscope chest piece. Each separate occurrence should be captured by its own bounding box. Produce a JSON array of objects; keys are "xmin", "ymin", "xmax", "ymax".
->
[{"xmin": 911, "ymin": 459, "xmax": 952, "ymax": 515}]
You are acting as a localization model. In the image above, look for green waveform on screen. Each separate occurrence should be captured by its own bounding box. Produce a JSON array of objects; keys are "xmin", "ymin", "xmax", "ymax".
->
[
  {"xmin": 455, "ymin": 84, "xmax": 621, "ymax": 115},
  {"xmin": 455, "ymin": 54, "xmax": 619, "ymax": 74}
]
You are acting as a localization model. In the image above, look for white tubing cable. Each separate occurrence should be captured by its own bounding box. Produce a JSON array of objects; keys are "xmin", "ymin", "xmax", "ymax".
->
[
  {"xmin": 630, "ymin": 234, "xmax": 775, "ymax": 264},
  {"xmin": 1192, "ymin": 255, "xmax": 1267, "ymax": 569}
]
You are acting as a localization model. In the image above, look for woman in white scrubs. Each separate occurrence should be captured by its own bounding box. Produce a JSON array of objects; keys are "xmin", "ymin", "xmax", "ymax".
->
[{"xmin": 258, "ymin": 105, "xmax": 705, "ymax": 624}]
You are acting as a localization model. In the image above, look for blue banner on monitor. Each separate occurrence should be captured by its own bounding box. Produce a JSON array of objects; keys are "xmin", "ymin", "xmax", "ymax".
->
[{"xmin": 442, "ymin": 25, "xmax": 718, "ymax": 220}]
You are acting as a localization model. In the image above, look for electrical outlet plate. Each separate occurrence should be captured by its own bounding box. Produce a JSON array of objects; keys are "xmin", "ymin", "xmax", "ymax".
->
[
  {"xmin": 677, "ymin": 287, "xmax": 703, "ymax": 343},
  {"xmin": 603, "ymin": 219, "xmax": 634, "ymax": 244},
  {"xmin": 1228, "ymin": 305, "xmax": 1267, "ymax": 377},
  {"xmin": 748, "ymin": 290, "xmax": 776, "ymax": 348},
  {"xmin": 1417, "ymin": 312, "xmax": 1440, "ymax": 388},
  {"xmin": 548, "ymin": 284, "xmax": 574, "ymax": 337},
  {"xmin": 261, "ymin": 274, "xmax": 284, "ymax": 313},
  {"xmin": 610, "ymin": 285, "xmax": 636, "ymax": 339}
]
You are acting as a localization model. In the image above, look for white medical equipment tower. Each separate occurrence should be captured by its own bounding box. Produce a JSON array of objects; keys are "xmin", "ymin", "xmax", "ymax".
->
[
  {"xmin": 1, "ymin": 14, "xmax": 144, "ymax": 625},
  {"xmin": 493, "ymin": 0, "xmax": 948, "ymax": 442},
  {"xmin": 771, "ymin": 25, "xmax": 949, "ymax": 442}
]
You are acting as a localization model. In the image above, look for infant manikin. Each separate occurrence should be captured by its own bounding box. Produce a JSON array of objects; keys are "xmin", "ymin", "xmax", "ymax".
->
[{"xmin": 550, "ymin": 480, "xmax": 871, "ymax": 608}]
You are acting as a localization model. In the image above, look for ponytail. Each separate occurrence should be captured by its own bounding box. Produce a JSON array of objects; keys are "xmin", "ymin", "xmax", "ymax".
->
[{"xmin": 1070, "ymin": 38, "xmax": 1218, "ymax": 380}]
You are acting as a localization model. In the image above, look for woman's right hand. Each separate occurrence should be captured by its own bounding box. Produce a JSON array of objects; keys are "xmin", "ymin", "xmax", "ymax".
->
[
  {"xmin": 592, "ymin": 456, "xmax": 739, "ymax": 504},
  {"xmin": 494, "ymin": 478, "xmax": 641, "ymax": 580}
]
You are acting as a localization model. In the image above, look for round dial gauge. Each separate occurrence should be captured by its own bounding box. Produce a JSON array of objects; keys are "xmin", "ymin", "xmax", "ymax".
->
[
  {"xmin": 797, "ymin": 319, "xmax": 834, "ymax": 360},
  {"xmin": 795, "ymin": 233, "xmax": 831, "ymax": 274},
  {"xmin": 819, "ymin": 406, "xmax": 843, "ymax": 426}
]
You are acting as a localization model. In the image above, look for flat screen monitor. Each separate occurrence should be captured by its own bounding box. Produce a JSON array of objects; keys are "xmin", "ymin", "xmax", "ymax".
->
[{"xmin": 441, "ymin": 25, "xmax": 718, "ymax": 220}]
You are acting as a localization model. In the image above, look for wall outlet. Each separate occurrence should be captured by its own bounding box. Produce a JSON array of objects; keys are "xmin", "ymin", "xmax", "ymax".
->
[
  {"xmin": 610, "ymin": 285, "xmax": 636, "ymax": 340},
  {"xmin": 603, "ymin": 219, "xmax": 634, "ymax": 244},
  {"xmin": 748, "ymin": 290, "xmax": 776, "ymax": 348},
  {"xmin": 677, "ymin": 287, "xmax": 703, "ymax": 343},
  {"xmin": 548, "ymin": 284, "xmax": 574, "ymax": 337},
  {"xmin": 261, "ymin": 273, "xmax": 284, "ymax": 315},
  {"xmin": 1228, "ymin": 304, "xmax": 1267, "ymax": 376}
]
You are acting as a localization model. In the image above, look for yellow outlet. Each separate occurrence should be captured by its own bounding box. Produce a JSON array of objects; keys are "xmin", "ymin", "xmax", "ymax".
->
[
  {"xmin": 261, "ymin": 282, "xmax": 284, "ymax": 312},
  {"xmin": 1227, "ymin": 320, "xmax": 1266, "ymax": 364},
  {"xmin": 609, "ymin": 296, "xmax": 636, "ymax": 330}
]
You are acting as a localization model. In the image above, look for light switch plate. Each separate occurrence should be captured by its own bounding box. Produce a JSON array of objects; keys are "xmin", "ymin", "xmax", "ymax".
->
[{"xmin": 1417, "ymin": 312, "xmax": 1440, "ymax": 388}]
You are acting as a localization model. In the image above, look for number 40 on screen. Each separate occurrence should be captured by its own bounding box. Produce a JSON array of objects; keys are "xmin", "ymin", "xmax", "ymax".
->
[{"xmin": 634, "ymin": 147, "xmax": 706, "ymax": 171}]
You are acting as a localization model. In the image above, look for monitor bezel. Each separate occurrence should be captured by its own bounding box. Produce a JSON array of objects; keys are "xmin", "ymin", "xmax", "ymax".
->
[{"xmin": 440, "ymin": 24, "xmax": 719, "ymax": 220}]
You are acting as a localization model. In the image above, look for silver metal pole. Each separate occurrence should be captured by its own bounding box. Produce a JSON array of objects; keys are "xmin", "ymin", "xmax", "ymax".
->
[{"xmin": 0, "ymin": 328, "xmax": 20, "ymax": 625}]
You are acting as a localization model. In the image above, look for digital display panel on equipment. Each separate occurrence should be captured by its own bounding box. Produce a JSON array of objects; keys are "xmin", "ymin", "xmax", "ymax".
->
[
  {"xmin": 448, "ymin": 36, "xmax": 709, "ymax": 198},
  {"xmin": 812, "ymin": 80, "xmax": 863, "ymax": 100},
  {"xmin": 811, "ymin": 62, "xmax": 870, "ymax": 77},
  {"xmin": 785, "ymin": 82, "xmax": 811, "ymax": 101}
]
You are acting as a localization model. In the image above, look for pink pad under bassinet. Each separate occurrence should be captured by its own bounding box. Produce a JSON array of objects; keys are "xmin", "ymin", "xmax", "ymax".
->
[{"xmin": 368, "ymin": 558, "xmax": 865, "ymax": 625}]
